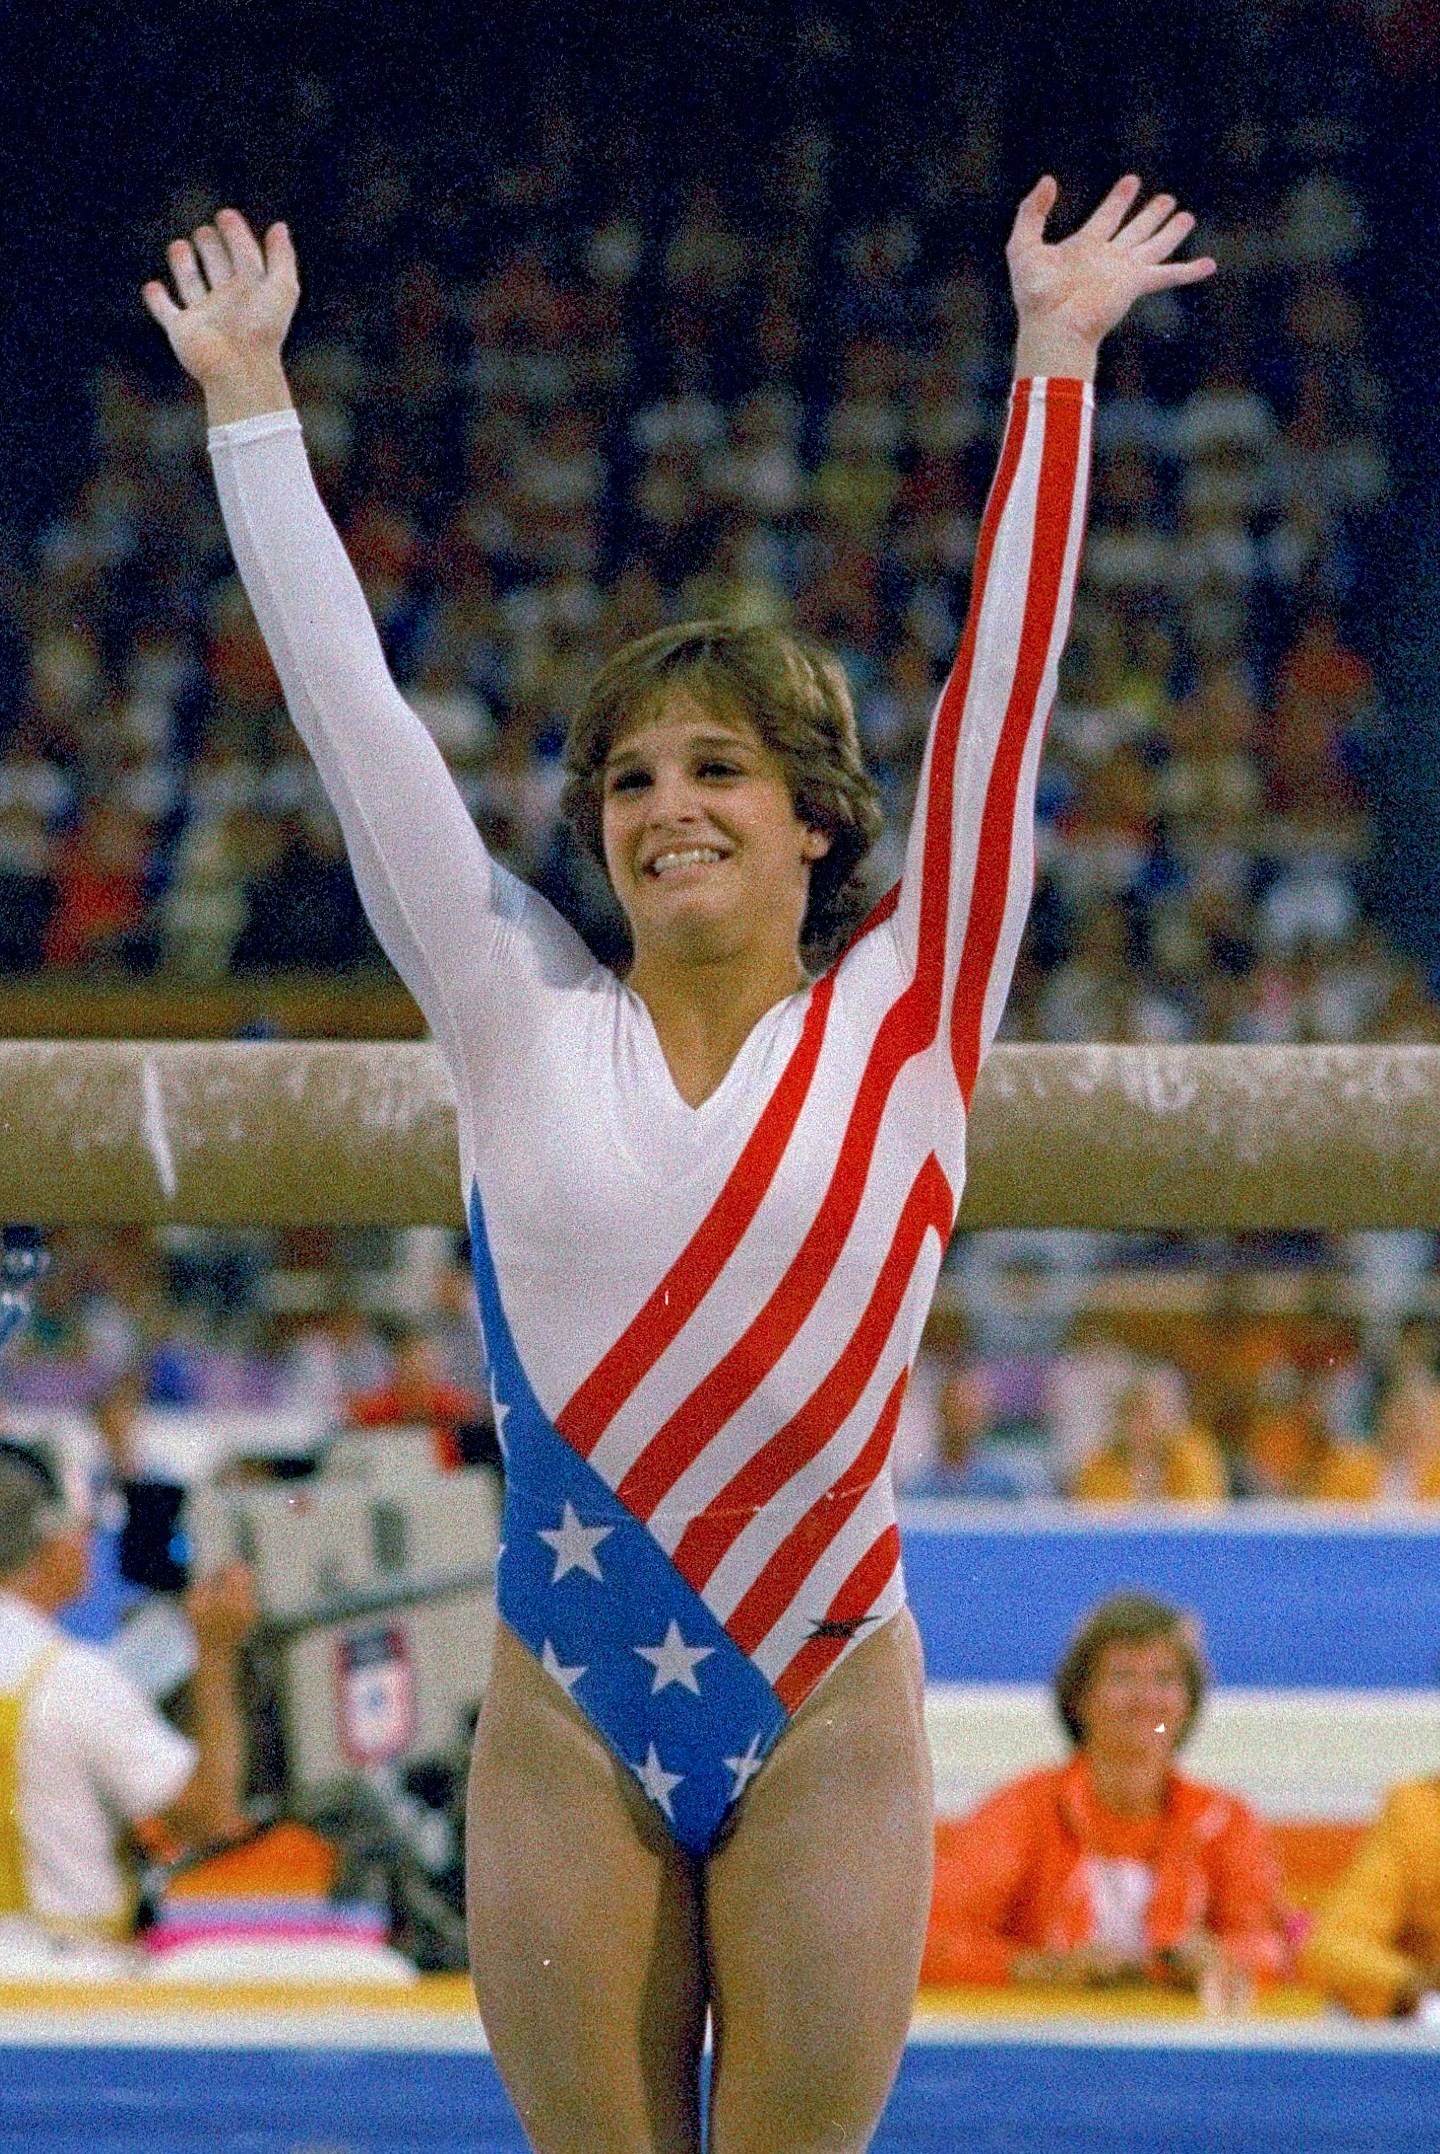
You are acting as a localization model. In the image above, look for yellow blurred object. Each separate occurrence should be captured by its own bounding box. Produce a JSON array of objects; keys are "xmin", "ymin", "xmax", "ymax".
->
[
  {"xmin": 1073, "ymin": 1426, "xmax": 1228, "ymax": 1503},
  {"xmin": 1301, "ymin": 1778, "xmax": 1440, "ymax": 2017},
  {"xmin": 915, "ymin": 1981, "xmax": 1326, "ymax": 2019},
  {"xmin": 0, "ymin": 1647, "xmax": 61, "ymax": 1916}
]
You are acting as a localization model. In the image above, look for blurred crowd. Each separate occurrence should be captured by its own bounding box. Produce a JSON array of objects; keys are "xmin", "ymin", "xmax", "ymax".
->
[
  {"xmin": 3, "ymin": 1222, "xmax": 1440, "ymax": 1511},
  {"xmin": 2, "ymin": 4, "xmax": 1439, "ymax": 2000},
  {"xmin": 901, "ymin": 1233, "xmax": 1440, "ymax": 1503},
  {"xmin": 0, "ymin": 19, "xmax": 1429, "ymax": 1053}
]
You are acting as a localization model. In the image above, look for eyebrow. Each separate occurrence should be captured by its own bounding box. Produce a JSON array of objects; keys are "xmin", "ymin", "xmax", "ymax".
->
[{"xmin": 604, "ymin": 732, "xmax": 755, "ymax": 769}]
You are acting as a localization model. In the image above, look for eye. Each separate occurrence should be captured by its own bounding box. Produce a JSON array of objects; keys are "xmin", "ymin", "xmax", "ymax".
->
[
  {"xmin": 607, "ymin": 767, "xmax": 650, "ymax": 794},
  {"xmin": 697, "ymin": 758, "xmax": 742, "ymax": 779}
]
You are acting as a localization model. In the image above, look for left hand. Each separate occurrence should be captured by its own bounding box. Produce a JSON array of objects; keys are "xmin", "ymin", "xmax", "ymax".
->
[{"xmin": 1009, "ymin": 174, "xmax": 1216, "ymax": 378}]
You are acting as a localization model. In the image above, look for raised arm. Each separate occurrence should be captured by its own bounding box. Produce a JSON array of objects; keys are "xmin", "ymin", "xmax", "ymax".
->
[
  {"xmin": 143, "ymin": 212, "xmax": 590, "ymax": 1101},
  {"xmin": 888, "ymin": 177, "xmax": 1214, "ymax": 1101}
]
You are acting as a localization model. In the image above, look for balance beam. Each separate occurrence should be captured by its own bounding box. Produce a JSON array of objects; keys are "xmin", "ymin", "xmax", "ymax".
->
[{"xmin": 0, "ymin": 1040, "xmax": 1435, "ymax": 1230}]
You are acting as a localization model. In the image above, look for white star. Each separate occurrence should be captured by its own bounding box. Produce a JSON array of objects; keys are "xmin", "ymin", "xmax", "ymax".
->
[
  {"xmin": 538, "ymin": 1501, "xmax": 613, "ymax": 1583},
  {"xmin": 491, "ymin": 1394, "xmax": 511, "ymax": 1458},
  {"xmin": 633, "ymin": 1742, "xmax": 683, "ymax": 1821},
  {"xmin": 540, "ymin": 1638, "xmax": 586, "ymax": 1697},
  {"xmin": 635, "ymin": 1619, "xmax": 715, "ymax": 1695},
  {"xmin": 723, "ymin": 1731, "xmax": 766, "ymax": 1800}
]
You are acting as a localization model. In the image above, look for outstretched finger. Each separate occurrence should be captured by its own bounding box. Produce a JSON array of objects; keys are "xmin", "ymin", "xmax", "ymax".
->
[
  {"xmin": 1080, "ymin": 174, "xmax": 1143, "ymax": 242},
  {"xmin": 262, "ymin": 219, "xmax": 299, "ymax": 289},
  {"xmin": 167, "ymin": 237, "xmax": 207, "ymax": 308},
  {"xmin": 1007, "ymin": 174, "xmax": 1059, "ymax": 252},
  {"xmin": 192, "ymin": 223, "xmax": 233, "ymax": 288},
  {"xmin": 1141, "ymin": 255, "xmax": 1218, "ymax": 290},
  {"xmin": 216, "ymin": 206, "xmax": 265, "ymax": 279},
  {"xmin": 1117, "ymin": 192, "xmax": 1176, "ymax": 248},
  {"xmin": 141, "ymin": 278, "xmax": 182, "ymax": 331},
  {"xmin": 1136, "ymin": 209, "xmax": 1199, "ymax": 263}
]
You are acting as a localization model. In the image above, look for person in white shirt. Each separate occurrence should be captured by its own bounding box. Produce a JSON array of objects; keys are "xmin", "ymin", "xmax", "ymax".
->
[{"xmin": 0, "ymin": 1441, "xmax": 256, "ymax": 1933}]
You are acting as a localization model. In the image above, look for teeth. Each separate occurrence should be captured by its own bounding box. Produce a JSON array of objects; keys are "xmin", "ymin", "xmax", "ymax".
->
[{"xmin": 650, "ymin": 847, "xmax": 723, "ymax": 875}]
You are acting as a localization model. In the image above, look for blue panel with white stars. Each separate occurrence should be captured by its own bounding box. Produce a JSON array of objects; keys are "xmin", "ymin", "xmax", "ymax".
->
[{"xmin": 469, "ymin": 1186, "xmax": 790, "ymax": 1858}]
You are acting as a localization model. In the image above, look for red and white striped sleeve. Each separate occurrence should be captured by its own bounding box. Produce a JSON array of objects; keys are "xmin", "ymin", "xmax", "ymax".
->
[{"xmin": 885, "ymin": 375, "xmax": 1093, "ymax": 1103}]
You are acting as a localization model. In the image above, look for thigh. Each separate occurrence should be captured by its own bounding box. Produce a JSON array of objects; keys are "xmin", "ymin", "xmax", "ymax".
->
[
  {"xmin": 466, "ymin": 1620, "xmax": 708, "ymax": 2154},
  {"xmin": 704, "ymin": 1610, "xmax": 934, "ymax": 2154}
]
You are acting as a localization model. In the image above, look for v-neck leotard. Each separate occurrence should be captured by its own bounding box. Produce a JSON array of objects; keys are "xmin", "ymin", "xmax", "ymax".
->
[{"xmin": 208, "ymin": 376, "xmax": 1093, "ymax": 1854}]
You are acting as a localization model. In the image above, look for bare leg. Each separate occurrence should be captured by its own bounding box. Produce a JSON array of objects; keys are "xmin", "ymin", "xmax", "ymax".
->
[
  {"xmin": 466, "ymin": 1621, "xmax": 707, "ymax": 2154},
  {"xmin": 704, "ymin": 1610, "xmax": 933, "ymax": 2154}
]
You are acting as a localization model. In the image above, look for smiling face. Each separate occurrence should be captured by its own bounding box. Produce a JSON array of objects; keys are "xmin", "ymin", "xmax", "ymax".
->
[
  {"xmin": 1076, "ymin": 1635, "xmax": 1192, "ymax": 1771},
  {"xmin": 601, "ymin": 690, "xmax": 831, "ymax": 971}
]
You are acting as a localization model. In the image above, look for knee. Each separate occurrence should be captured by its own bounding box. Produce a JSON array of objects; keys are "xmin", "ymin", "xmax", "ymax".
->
[{"xmin": 709, "ymin": 2034, "xmax": 898, "ymax": 2154}]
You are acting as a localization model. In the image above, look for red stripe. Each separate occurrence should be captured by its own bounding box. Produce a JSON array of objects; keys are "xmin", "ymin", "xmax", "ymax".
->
[
  {"xmin": 616, "ymin": 993, "xmax": 922, "ymax": 1518},
  {"xmin": 950, "ymin": 382, "xmax": 1087, "ymax": 1104},
  {"xmin": 725, "ymin": 1367, "xmax": 907, "ymax": 1656},
  {"xmin": 670, "ymin": 1153, "xmax": 953, "ymax": 1590},
  {"xmin": 773, "ymin": 1524, "xmax": 902, "ymax": 1714},
  {"xmin": 556, "ymin": 972, "xmax": 837, "ymax": 1456},
  {"xmin": 615, "ymin": 392, "xmax": 1038, "ymax": 1520},
  {"xmin": 836, "ymin": 877, "xmax": 899, "ymax": 956},
  {"xmin": 905, "ymin": 384, "xmax": 1034, "ymax": 1001}
]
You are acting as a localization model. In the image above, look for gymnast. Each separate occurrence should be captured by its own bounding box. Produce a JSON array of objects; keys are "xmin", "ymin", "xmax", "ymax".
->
[{"xmin": 145, "ymin": 174, "xmax": 1213, "ymax": 2153}]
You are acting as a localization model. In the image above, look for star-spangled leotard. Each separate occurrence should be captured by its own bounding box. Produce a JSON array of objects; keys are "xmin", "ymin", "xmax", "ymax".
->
[{"xmin": 207, "ymin": 376, "xmax": 1093, "ymax": 1855}]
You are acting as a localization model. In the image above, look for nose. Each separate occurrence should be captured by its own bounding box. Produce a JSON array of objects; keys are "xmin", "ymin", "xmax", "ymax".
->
[{"xmin": 643, "ymin": 762, "xmax": 704, "ymax": 826}]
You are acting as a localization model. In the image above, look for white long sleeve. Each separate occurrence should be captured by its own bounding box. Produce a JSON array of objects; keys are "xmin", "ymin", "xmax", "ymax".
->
[
  {"xmin": 207, "ymin": 410, "xmax": 594, "ymax": 1151},
  {"xmin": 887, "ymin": 376, "xmax": 1092, "ymax": 1104}
]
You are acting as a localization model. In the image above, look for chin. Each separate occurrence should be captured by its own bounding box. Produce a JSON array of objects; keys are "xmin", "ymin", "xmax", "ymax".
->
[{"xmin": 639, "ymin": 896, "xmax": 745, "ymax": 963}]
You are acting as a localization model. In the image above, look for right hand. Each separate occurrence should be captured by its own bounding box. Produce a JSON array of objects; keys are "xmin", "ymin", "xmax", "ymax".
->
[{"xmin": 142, "ymin": 208, "xmax": 298, "ymax": 411}]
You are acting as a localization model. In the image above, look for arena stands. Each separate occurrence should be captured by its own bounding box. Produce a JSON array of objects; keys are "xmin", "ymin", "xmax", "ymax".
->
[{"xmin": 1, "ymin": 17, "xmax": 1439, "ymax": 2148}]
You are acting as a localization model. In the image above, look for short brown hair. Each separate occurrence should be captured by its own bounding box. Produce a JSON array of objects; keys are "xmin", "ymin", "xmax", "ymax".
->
[
  {"xmin": 1054, "ymin": 1592, "xmax": 1207, "ymax": 1748},
  {"xmin": 560, "ymin": 620, "xmax": 883, "ymax": 962}
]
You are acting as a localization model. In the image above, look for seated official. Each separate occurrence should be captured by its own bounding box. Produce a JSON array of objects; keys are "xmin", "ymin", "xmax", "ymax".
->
[
  {"xmin": 1072, "ymin": 1370, "xmax": 1229, "ymax": 1503},
  {"xmin": 0, "ymin": 1442, "xmax": 255, "ymax": 1936},
  {"xmin": 924, "ymin": 1593, "xmax": 1290, "ymax": 2002},
  {"xmin": 1301, "ymin": 1777, "xmax": 1440, "ymax": 2017},
  {"xmin": 347, "ymin": 1323, "xmax": 486, "ymax": 1471},
  {"xmin": 1372, "ymin": 1358, "xmax": 1440, "ymax": 1502}
]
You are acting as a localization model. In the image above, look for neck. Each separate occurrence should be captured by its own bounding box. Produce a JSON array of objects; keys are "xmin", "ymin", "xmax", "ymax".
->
[
  {"xmin": 627, "ymin": 940, "xmax": 807, "ymax": 1107},
  {"xmin": 1084, "ymin": 1747, "xmax": 1169, "ymax": 1821}
]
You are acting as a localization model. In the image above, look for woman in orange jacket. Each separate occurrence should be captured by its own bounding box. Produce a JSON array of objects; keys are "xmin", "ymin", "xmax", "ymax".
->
[{"xmin": 924, "ymin": 1594, "xmax": 1291, "ymax": 2002}]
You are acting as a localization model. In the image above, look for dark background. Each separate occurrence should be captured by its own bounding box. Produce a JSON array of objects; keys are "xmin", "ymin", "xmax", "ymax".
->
[{"xmin": 1, "ymin": 0, "xmax": 1438, "ymax": 956}]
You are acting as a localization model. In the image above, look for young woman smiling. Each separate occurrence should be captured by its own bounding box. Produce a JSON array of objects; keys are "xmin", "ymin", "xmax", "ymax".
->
[{"xmin": 145, "ymin": 174, "xmax": 1212, "ymax": 2154}]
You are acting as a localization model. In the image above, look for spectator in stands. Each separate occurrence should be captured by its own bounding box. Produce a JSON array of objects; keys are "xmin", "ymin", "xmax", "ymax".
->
[
  {"xmin": 42, "ymin": 800, "xmax": 153, "ymax": 973},
  {"xmin": 904, "ymin": 1360, "xmax": 1053, "ymax": 1501},
  {"xmin": 923, "ymin": 1592, "xmax": 1290, "ymax": 2000},
  {"xmin": 1302, "ymin": 1776, "xmax": 1440, "ymax": 2017},
  {"xmin": 1370, "ymin": 1317, "xmax": 1440, "ymax": 1501},
  {"xmin": 346, "ymin": 1321, "xmax": 486, "ymax": 1470},
  {"xmin": 0, "ymin": 802, "xmax": 57, "ymax": 972},
  {"xmin": 231, "ymin": 807, "xmax": 375, "ymax": 971},
  {"xmin": 1072, "ymin": 1369, "xmax": 1229, "ymax": 1502},
  {"xmin": 0, "ymin": 1441, "xmax": 256, "ymax": 1936},
  {"xmin": 1239, "ymin": 1368, "xmax": 1381, "ymax": 1500}
]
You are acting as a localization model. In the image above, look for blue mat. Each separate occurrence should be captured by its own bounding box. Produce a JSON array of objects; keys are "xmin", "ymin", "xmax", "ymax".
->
[{"xmin": 2, "ymin": 2038, "xmax": 1436, "ymax": 2152}]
